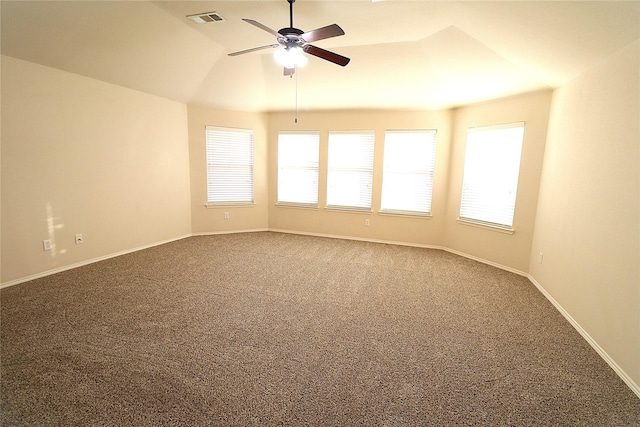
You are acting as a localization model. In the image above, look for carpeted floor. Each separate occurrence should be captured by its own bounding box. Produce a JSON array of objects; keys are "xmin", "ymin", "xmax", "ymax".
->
[{"xmin": 1, "ymin": 232, "xmax": 638, "ymax": 426}]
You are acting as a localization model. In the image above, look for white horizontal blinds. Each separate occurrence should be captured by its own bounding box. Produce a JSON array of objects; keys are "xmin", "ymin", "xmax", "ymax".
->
[
  {"xmin": 326, "ymin": 131, "xmax": 375, "ymax": 211},
  {"xmin": 205, "ymin": 126, "xmax": 254, "ymax": 205},
  {"xmin": 380, "ymin": 130, "xmax": 437, "ymax": 215},
  {"xmin": 277, "ymin": 132, "xmax": 320, "ymax": 206},
  {"xmin": 460, "ymin": 122, "xmax": 525, "ymax": 228}
]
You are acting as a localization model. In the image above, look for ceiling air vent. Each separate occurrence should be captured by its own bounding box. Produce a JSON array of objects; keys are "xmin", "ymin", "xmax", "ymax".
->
[{"xmin": 187, "ymin": 12, "xmax": 225, "ymax": 24}]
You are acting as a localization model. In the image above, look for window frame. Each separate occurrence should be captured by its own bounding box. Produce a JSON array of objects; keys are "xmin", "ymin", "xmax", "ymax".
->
[
  {"xmin": 380, "ymin": 129, "xmax": 437, "ymax": 217},
  {"xmin": 458, "ymin": 122, "xmax": 525, "ymax": 232},
  {"xmin": 205, "ymin": 126, "xmax": 255, "ymax": 207},
  {"xmin": 326, "ymin": 131, "xmax": 375, "ymax": 212},
  {"xmin": 276, "ymin": 131, "xmax": 321, "ymax": 208}
]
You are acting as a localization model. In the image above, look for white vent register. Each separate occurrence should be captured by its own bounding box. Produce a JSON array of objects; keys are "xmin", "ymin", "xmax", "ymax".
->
[{"xmin": 187, "ymin": 12, "xmax": 225, "ymax": 24}]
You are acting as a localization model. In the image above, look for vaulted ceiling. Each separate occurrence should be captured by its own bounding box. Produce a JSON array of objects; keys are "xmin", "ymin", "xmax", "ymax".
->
[{"xmin": 2, "ymin": 1, "xmax": 638, "ymax": 112}]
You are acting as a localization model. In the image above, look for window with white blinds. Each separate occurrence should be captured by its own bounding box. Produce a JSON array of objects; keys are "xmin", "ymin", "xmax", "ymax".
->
[
  {"xmin": 380, "ymin": 130, "xmax": 437, "ymax": 215},
  {"xmin": 205, "ymin": 126, "xmax": 254, "ymax": 205},
  {"xmin": 326, "ymin": 131, "xmax": 375, "ymax": 211},
  {"xmin": 277, "ymin": 132, "xmax": 320, "ymax": 207},
  {"xmin": 459, "ymin": 122, "xmax": 525, "ymax": 230}
]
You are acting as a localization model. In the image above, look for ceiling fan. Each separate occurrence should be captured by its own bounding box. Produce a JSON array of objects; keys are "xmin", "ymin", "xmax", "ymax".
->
[{"xmin": 228, "ymin": 0, "xmax": 350, "ymax": 76}]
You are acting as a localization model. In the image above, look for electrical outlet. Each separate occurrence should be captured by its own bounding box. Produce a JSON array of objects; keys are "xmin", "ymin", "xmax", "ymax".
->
[
  {"xmin": 224, "ymin": 212, "xmax": 229, "ymax": 219},
  {"xmin": 539, "ymin": 252, "xmax": 544, "ymax": 264},
  {"xmin": 75, "ymin": 234, "xmax": 84, "ymax": 244},
  {"xmin": 365, "ymin": 219, "xmax": 370, "ymax": 226},
  {"xmin": 43, "ymin": 240, "xmax": 52, "ymax": 251}
]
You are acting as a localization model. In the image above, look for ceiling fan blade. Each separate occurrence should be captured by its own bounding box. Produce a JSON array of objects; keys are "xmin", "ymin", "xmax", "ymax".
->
[
  {"xmin": 228, "ymin": 44, "xmax": 280, "ymax": 56},
  {"xmin": 301, "ymin": 24, "xmax": 345, "ymax": 43},
  {"xmin": 303, "ymin": 45, "xmax": 350, "ymax": 67},
  {"xmin": 284, "ymin": 67, "xmax": 296, "ymax": 76},
  {"xmin": 242, "ymin": 18, "xmax": 280, "ymax": 37}
]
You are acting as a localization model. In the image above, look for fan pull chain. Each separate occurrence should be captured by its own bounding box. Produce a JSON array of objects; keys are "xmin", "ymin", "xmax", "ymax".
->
[{"xmin": 294, "ymin": 68, "xmax": 299, "ymax": 124}]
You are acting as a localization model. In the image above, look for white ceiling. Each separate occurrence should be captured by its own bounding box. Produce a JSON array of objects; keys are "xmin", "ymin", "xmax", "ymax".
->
[{"xmin": 2, "ymin": 1, "xmax": 638, "ymax": 112}]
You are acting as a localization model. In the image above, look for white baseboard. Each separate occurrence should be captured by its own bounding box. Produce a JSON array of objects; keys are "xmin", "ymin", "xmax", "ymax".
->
[
  {"xmin": 528, "ymin": 275, "xmax": 640, "ymax": 399},
  {"xmin": 269, "ymin": 228, "xmax": 527, "ymax": 276},
  {"xmin": 271, "ymin": 228, "xmax": 638, "ymax": 398},
  {"xmin": 0, "ymin": 234, "xmax": 192, "ymax": 289},
  {"xmin": 443, "ymin": 247, "xmax": 527, "ymax": 276},
  {"xmin": 4, "ymin": 228, "xmax": 637, "ymax": 400},
  {"xmin": 2, "ymin": 230, "xmax": 272, "ymax": 288},
  {"xmin": 268, "ymin": 228, "xmax": 444, "ymax": 250},
  {"xmin": 192, "ymin": 228, "xmax": 269, "ymax": 236}
]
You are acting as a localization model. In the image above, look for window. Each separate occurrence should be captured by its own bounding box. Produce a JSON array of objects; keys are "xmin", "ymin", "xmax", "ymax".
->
[
  {"xmin": 459, "ymin": 122, "xmax": 525, "ymax": 230},
  {"xmin": 205, "ymin": 126, "xmax": 254, "ymax": 205},
  {"xmin": 326, "ymin": 131, "xmax": 375, "ymax": 211},
  {"xmin": 380, "ymin": 130, "xmax": 437, "ymax": 215},
  {"xmin": 277, "ymin": 132, "xmax": 320, "ymax": 207}
]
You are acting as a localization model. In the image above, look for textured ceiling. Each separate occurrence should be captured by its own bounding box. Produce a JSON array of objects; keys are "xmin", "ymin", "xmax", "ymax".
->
[{"xmin": 2, "ymin": 1, "xmax": 638, "ymax": 112}]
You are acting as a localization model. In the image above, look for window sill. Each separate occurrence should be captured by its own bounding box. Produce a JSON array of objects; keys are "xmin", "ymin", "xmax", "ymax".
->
[
  {"xmin": 276, "ymin": 202, "xmax": 319, "ymax": 210},
  {"xmin": 379, "ymin": 210, "xmax": 432, "ymax": 219},
  {"xmin": 457, "ymin": 218, "xmax": 514, "ymax": 234},
  {"xmin": 325, "ymin": 206, "xmax": 372, "ymax": 214},
  {"xmin": 205, "ymin": 202, "xmax": 254, "ymax": 208}
]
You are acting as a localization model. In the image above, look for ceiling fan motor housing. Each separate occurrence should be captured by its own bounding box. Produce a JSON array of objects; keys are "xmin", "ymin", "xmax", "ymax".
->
[{"xmin": 278, "ymin": 27, "xmax": 304, "ymax": 49}]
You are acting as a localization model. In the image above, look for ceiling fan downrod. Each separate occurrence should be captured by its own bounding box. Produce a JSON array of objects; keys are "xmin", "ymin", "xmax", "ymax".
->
[{"xmin": 288, "ymin": 0, "xmax": 295, "ymax": 28}]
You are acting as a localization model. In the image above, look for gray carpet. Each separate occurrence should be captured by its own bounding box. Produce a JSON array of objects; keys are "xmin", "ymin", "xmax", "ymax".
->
[{"xmin": 1, "ymin": 232, "xmax": 638, "ymax": 426}]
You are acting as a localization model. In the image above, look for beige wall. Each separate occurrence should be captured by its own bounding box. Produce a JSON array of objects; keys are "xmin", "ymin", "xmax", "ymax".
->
[
  {"xmin": 529, "ymin": 40, "xmax": 640, "ymax": 390},
  {"xmin": 3, "ymin": 43, "xmax": 637, "ymax": 396},
  {"xmin": 267, "ymin": 110, "xmax": 452, "ymax": 247},
  {"xmin": 267, "ymin": 94, "xmax": 551, "ymax": 274},
  {"xmin": 443, "ymin": 90, "xmax": 553, "ymax": 273},
  {"xmin": 188, "ymin": 104, "xmax": 269, "ymax": 234},
  {"xmin": 187, "ymin": 61, "xmax": 638, "ymax": 395},
  {"xmin": 1, "ymin": 56, "xmax": 192, "ymax": 284}
]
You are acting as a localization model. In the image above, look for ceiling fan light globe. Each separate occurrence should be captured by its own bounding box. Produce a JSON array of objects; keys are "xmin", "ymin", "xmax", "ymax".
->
[
  {"xmin": 292, "ymin": 47, "xmax": 308, "ymax": 67},
  {"xmin": 274, "ymin": 47, "xmax": 307, "ymax": 68}
]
